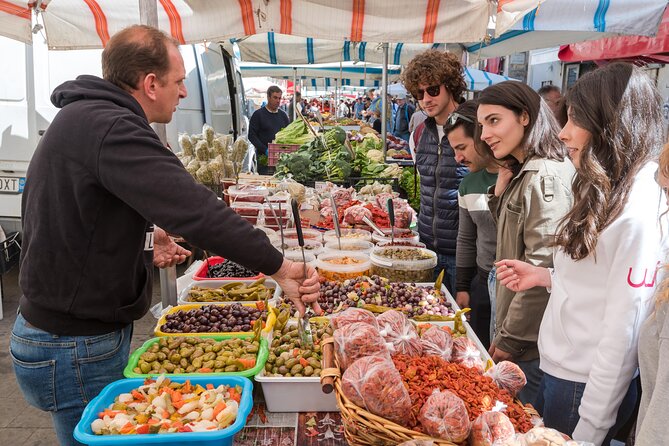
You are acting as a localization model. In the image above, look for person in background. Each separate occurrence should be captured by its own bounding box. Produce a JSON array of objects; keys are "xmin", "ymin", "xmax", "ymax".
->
[
  {"xmin": 537, "ymin": 85, "xmax": 563, "ymax": 124},
  {"xmin": 443, "ymin": 100, "xmax": 496, "ymax": 349},
  {"xmin": 409, "ymin": 104, "xmax": 428, "ymax": 134},
  {"xmin": 498, "ymin": 63, "xmax": 668, "ymax": 446},
  {"xmin": 371, "ymin": 110, "xmax": 382, "ymax": 133},
  {"xmin": 476, "ymin": 81, "xmax": 575, "ymax": 405},
  {"xmin": 393, "ymin": 92, "xmax": 415, "ymax": 142},
  {"xmin": 353, "ymin": 96, "xmax": 365, "ymax": 120},
  {"xmin": 402, "ymin": 49, "xmax": 468, "ymax": 296},
  {"xmin": 636, "ymin": 141, "xmax": 669, "ymax": 446},
  {"xmin": 9, "ymin": 25, "xmax": 320, "ymax": 446},
  {"xmin": 287, "ymin": 91, "xmax": 302, "ymax": 122},
  {"xmin": 337, "ymin": 99, "xmax": 349, "ymax": 119},
  {"xmin": 248, "ymin": 85, "xmax": 289, "ymax": 167}
]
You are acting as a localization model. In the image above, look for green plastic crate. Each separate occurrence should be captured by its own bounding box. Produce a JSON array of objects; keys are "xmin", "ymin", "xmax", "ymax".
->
[{"xmin": 124, "ymin": 334, "xmax": 268, "ymax": 379}]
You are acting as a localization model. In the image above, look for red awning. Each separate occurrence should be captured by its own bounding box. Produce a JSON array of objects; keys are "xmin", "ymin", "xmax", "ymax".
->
[{"xmin": 559, "ymin": 8, "xmax": 669, "ymax": 63}]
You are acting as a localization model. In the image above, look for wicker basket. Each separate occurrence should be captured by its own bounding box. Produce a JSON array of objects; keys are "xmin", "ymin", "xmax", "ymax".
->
[{"xmin": 320, "ymin": 337, "xmax": 540, "ymax": 446}]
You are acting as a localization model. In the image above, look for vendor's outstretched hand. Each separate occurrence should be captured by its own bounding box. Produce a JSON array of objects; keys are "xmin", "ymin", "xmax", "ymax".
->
[
  {"xmin": 153, "ymin": 226, "xmax": 191, "ymax": 268},
  {"xmin": 272, "ymin": 259, "xmax": 322, "ymax": 316},
  {"xmin": 495, "ymin": 259, "xmax": 550, "ymax": 292}
]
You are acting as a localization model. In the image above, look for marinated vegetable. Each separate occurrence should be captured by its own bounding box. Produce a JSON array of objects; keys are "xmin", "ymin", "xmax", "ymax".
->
[
  {"xmin": 187, "ymin": 278, "xmax": 274, "ymax": 303},
  {"xmin": 264, "ymin": 318, "xmax": 333, "ymax": 377},
  {"xmin": 206, "ymin": 259, "xmax": 259, "ymax": 279},
  {"xmin": 160, "ymin": 304, "xmax": 266, "ymax": 334},
  {"xmin": 132, "ymin": 336, "xmax": 261, "ymax": 375},
  {"xmin": 90, "ymin": 375, "xmax": 241, "ymax": 435}
]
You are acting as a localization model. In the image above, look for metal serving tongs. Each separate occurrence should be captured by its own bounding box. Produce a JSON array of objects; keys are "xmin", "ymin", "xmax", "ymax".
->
[
  {"xmin": 387, "ymin": 197, "xmax": 396, "ymax": 246},
  {"xmin": 330, "ymin": 195, "xmax": 342, "ymax": 250},
  {"xmin": 266, "ymin": 198, "xmax": 285, "ymax": 255},
  {"xmin": 361, "ymin": 215, "xmax": 386, "ymax": 237},
  {"xmin": 291, "ymin": 198, "xmax": 314, "ymax": 347}
]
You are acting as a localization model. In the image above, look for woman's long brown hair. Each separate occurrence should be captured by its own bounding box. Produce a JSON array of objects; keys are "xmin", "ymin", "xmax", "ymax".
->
[{"xmin": 555, "ymin": 63, "xmax": 664, "ymax": 260}]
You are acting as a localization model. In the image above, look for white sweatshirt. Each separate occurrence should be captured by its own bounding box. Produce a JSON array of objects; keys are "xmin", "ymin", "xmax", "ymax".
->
[{"xmin": 538, "ymin": 162, "xmax": 669, "ymax": 446}]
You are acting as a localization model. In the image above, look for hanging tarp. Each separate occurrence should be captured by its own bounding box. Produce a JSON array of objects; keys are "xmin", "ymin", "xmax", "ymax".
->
[
  {"xmin": 223, "ymin": 32, "xmax": 462, "ymax": 65},
  {"xmin": 558, "ymin": 5, "xmax": 669, "ymax": 63},
  {"xmin": 467, "ymin": 0, "xmax": 668, "ymax": 59},
  {"xmin": 1, "ymin": 0, "xmax": 505, "ymax": 49},
  {"xmin": 239, "ymin": 62, "xmax": 401, "ymax": 88}
]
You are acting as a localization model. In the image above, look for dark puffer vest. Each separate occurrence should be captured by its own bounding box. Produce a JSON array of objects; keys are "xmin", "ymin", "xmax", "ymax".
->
[{"xmin": 415, "ymin": 118, "xmax": 467, "ymax": 256}]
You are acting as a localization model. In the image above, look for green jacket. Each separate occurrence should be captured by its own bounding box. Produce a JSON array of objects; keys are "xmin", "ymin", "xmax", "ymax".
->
[{"xmin": 489, "ymin": 155, "xmax": 575, "ymax": 361}]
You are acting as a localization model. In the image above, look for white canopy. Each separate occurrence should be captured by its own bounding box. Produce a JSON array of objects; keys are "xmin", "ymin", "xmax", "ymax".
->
[
  {"xmin": 466, "ymin": 0, "xmax": 669, "ymax": 59},
  {"xmin": 223, "ymin": 32, "xmax": 463, "ymax": 65},
  {"xmin": 239, "ymin": 62, "xmax": 402, "ymax": 88},
  {"xmin": 1, "ymin": 0, "xmax": 513, "ymax": 49}
]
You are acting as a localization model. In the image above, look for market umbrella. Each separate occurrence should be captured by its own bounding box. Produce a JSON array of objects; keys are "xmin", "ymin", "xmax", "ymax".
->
[{"xmin": 467, "ymin": 0, "xmax": 669, "ymax": 59}]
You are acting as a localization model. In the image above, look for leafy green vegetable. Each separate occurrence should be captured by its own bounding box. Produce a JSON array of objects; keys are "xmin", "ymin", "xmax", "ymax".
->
[
  {"xmin": 400, "ymin": 167, "xmax": 420, "ymax": 211},
  {"xmin": 274, "ymin": 120, "xmax": 315, "ymax": 145}
]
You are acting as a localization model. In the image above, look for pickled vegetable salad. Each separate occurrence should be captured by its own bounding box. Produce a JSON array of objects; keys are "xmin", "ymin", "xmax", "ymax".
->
[{"xmin": 91, "ymin": 375, "xmax": 240, "ymax": 435}]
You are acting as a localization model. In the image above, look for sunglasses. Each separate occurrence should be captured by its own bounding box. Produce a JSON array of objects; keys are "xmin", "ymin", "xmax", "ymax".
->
[
  {"xmin": 447, "ymin": 112, "xmax": 474, "ymax": 126},
  {"xmin": 416, "ymin": 84, "xmax": 443, "ymax": 101}
]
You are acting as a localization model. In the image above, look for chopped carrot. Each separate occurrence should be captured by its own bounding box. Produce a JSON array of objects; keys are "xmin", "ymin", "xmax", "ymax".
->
[
  {"xmin": 171, "ymin": 399, "xmax": 185, "ymax": 409},
  {"xmin": 171, "ymin": 391, "xmax": 182, "ymax": 403},
  {"xmin": 178, "ymin": 425, "xmax": 192, "ymax": 432},
  {"xmin": 206, "ymin": 383, "xmax": 214, "ymax": 390},
  {"xmin": 199, "ymin": 368, "xmax": 213, "ymax": 374},
  {"xmin": 131, "ymin": 390, "xmax": 146, "ymax": 401},
  {"xmin": 256, "ymin": 301, "xmax": 265, "ymax": 311},
  {"xmin": 119, "ymin": 422, "xmax": 135, "ymax": 434},
  {"xmin": 237, "ymin": 358, "xmax": 256, "ymax": 369},
  {"xmin": 171, "ymin": 421, "xmax": 184, "ymax": 429},
  {"xmin": 228, "ymin": 387, "xmax": 241, "ymax": 403},
  {"xmin": 147, "ymin": 418, "xmax": 161, "ymax": 425},
  {"xmin": 299, "ymin": 358, "xmax": 309, "ymax": 368},
  {"xmin": 292, "ymin": 348, "xmax": 300, "ymax": 357},
  {"xmin": 182, "ymin": 381, "xmax": 192, "ymax": 393},
  {"xmin": 135, "ymin": 424, "xmax": 150, "ymax": 434},
  {"xmin": 212, "ymin": 402, "xmax": 227, "ymax": 418}
]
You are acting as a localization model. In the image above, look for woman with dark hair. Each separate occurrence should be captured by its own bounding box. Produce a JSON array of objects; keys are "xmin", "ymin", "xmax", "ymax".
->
[
  {"xmin": 496, "ymin": 63, "xmax": 668, "ymax": 445},
  {"xmin": 476, "ymin": 80, "xmax": 576, "ymax": 405}
]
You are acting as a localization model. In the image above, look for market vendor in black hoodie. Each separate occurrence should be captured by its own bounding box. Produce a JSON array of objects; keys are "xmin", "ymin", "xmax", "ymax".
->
[{"xmin": 10, "ymin": 25, "xmax": 320, "ymax": 446}]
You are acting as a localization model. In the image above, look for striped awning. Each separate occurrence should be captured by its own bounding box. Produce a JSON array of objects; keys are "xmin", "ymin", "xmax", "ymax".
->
[
  {"xmin": 467, "ymin": 0, "xmax": 669, "ymax": 59},
  {"xmin": 239, "ymin": 62, "xmax": 402, "ymax": 88},
  {"xmin": 224, "ymin": 32, "xmax": 463, "ymax": 65},
  {"xmin": 0, "ymin": 0, "xmax": 500, "ymax": 49}
]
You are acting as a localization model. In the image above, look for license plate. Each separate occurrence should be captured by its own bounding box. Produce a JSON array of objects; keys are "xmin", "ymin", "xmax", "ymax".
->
[{"xmin": 0, "ymin": 177, "xmax": 25, "ymax": 194}]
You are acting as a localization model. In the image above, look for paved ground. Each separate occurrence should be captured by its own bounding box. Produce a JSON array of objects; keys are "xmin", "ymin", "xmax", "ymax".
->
[{"xmin": 0, "ymin": 266, "xmax": 167, "ymax": 445}]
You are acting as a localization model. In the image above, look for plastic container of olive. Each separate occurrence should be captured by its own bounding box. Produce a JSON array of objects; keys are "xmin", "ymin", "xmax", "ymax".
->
[
  {"xmin": 281, "ymin": 250, "xmax": 317, "ymax": 267},
  {"xmin": 371, "ymin": 228, "xmax": 420, "ymax": 245},
  {"xmin": 123, "ymin": 334, "xmax": 269, "ymax": 378},
  {"xmin": 322, "ymin": 239, "xmax": 374, "ymax": 255},
  {"xmin": 369, "ymin": 246, "xmax": 437, "ymax": 282},
  {"xmin": 273, "ymin": 238, "xmax": 324, "ymax": 257},
  {"xmin": 313, "ymin": 251, "xmax": 372, "ymax": 281},
  {"xmin": 322, "ymin": 228, "xmax": 372, "ymax": 245},
  {"xmin": 177, "ymin": 279, "xmax": 278, "ymax": 306}
]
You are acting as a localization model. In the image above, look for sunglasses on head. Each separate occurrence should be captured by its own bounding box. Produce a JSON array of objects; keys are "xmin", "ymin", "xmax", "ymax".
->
[
  {"xmin": 416, "ymin": 84, "xmax": 443, "ymax": 100},
  {"xmin": 447, "ymin": 112, "xmax": 474, "ymax": 126}
]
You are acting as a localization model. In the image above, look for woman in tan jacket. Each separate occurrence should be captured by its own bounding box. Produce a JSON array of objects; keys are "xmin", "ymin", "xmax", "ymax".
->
[{"xmin": 475, "ymin": 81, "xmax": 575, "ymax": 404}]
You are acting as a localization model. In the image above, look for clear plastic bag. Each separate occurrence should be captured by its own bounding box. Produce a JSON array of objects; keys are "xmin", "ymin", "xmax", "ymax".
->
[
  {"xmin": 341, "ymin": 355, "xmax": 412, "ymax": 427},
  {"xmin": 451, "ymin": 336, "xmax": 485, "ymax": 372},
  {"xmin": 334, "ymin": 321, "xmax": 390, "ymax": 370},
  {"xmin": 343, "ymin": 205, "xmax": 372, "ymax": 226},
  {"xmin": 418, "ymin": 389, "xmax": 471, "ymax": 442},
  {"xmin": 331, "ymin": 307, "xmax": 379, "ymax": 330},
  {"xmin": 419, "ymin": 325, "xmax": 453, "ymax": 360},
  {"xmin": 470, "ymin": 408, "xmax": 516, "ymax": 446},
  {"xmin": 376, "ymin": 310, "xmax": 423, "ymax": 356},
  {"xmin": 494, "ymin": 427, "xmax": 596, "ymax": 446},
  {"xmin": 485, "ymin": 361, "xmax": 527, "ymax": 396}
]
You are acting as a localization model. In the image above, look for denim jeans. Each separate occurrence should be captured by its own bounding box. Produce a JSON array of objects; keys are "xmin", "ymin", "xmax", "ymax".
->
[
  {"xmin": 10, "ymin": 313, "xmax": 132, "ymax": 446},
  {"xmin": 535, "ymin": 372, "xmax": 639, "ymax": 445},
  {"xmin": 435, "ymin": 253, "xmax": 456, "ymax": 297},
  {"xmin": 488, "ymin": 266, "xmax": 497, "ymax": 342},
  {"xmin": 516, "ymin": 358, "xmax": 543, "ymax": 406},
  {"xmin": 468, "ymin": 270, "xmax": 491, "ymax": 349}
]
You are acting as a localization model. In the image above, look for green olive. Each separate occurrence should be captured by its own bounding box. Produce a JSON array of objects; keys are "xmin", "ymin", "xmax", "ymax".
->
[
  {"xmin": 290, "ymin": 364, "xmax": 303, "ymax": 374},
  {"xmin": 303, "ymin": 366, "xmax": 314, "ymax": 376}
]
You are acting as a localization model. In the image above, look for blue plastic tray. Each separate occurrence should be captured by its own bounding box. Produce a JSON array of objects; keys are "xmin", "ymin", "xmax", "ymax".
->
[{"xmin": 73, "ymin": 376, "xmax": 253, "ymax": 446}]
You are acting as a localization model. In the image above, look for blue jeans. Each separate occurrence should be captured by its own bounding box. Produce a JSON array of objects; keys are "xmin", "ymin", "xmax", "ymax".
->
[
  {"xmin": 435, "ymin": 254, "xmax": 456, "ymax": 298},
  {"xmin": 10, "ymin": 313, "xmax": 132, "ymax": 446},
  {"xmin": 488, "ymin": 266, "xmax": 497, "ymax": 342},
  {"xmin": 516, "ymin": 358, "xmax": 543, "ymax": 406},
  {"xmin": 535, "ymin": 372, "xmax": 638, "ymax": 445}
]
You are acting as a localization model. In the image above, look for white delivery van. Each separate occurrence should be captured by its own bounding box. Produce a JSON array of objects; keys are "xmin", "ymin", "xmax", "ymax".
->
[{"xmin": 0, "ymin": 36, "xmax": 248, "ymax": 233}]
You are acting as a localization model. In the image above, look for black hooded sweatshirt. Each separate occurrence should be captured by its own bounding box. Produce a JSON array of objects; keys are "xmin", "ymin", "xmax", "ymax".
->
[{"xmin": 19, "ymin": 75, "xmax": 284, "ymax": 335}]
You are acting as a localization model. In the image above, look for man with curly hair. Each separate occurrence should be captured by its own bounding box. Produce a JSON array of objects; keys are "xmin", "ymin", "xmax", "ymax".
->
[{"xmin": 402, "ymin": 50, "xmax": 468, "ymax": 295}]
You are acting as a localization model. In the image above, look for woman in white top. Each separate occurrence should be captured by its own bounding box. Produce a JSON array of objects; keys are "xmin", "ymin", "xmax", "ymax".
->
[{"xmin": 496, "ymin": 63, "xmax": 668, "ymax": 445}]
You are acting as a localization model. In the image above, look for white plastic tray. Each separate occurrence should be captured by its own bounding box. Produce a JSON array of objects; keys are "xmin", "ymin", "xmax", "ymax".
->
[
  {"xmin": 178, "ymin": 278, "xmax": 278, "ymax": 306},
  {"xmin": 255, "ymin": 369, "xmax": 339, "ymax": 412}
]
